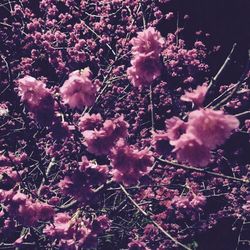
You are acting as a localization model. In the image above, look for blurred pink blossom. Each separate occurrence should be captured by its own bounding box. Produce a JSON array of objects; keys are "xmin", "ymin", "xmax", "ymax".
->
[
  {"xmin": 171, "ymin": 133, "xmax": 211, "ymax": 167},
  {"xmin": 127, "ymin": 53, "xmax": 162, "ymax": 87},
  {"xmin": 187, "ymin": 109, "xmax": 239, "ymax": 149},
  {"xmin": 180, "ymin": 83, "xmax": 208, "ymax": 106},
  {"xmin": 83, "ymin": 115, "xmax": 128, "ymax": 155}
]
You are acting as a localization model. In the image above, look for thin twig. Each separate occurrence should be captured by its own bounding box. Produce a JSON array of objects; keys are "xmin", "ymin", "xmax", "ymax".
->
[
  {"xmin": 156, "ymin": 158, "xmax": 249, "ymax": 184},
  {"xmin": 120, "ymin": 184, "xmax": 192, "ymax": 250},
  {"xmin": 37, "ymin": 158, "xmax": 56, "ymax": 196},
  {"xmin": 83, "ymin": 22, "xmax": 116, "ymax": 56},
  {"xmin": 212, "ymin": 49, "xmax": 250, "ymax": 109},
  {"xmin": 207, "ymin": 43, "xmax": 237, "ymax": 93},
  {"xmin": 235, "ymin": 111, "xmax": 250, "ymax": 118},
  {"xmin": 149, "ymin": 84, "xmax": 155, "ymax": 132}
]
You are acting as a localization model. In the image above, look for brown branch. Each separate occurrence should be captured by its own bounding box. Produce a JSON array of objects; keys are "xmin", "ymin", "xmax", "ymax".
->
[
  {"xmin": 149, "ymin": 84, "xmax": 155, "ymax": 132},
  {"xmin": 120, "ymin": 184, "xmax": 192, "ymax": 250},
  {"xmin": 207, "ymin": 43, "xmax": 237, "ymax": 93},
  {"xmin": 156, "ymin": 158, "xmax": 249, "ymax": 184}
]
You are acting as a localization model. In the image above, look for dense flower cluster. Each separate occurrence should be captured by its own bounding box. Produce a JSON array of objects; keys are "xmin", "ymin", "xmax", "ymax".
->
[
  {"xmin": 180, "ymin": 83, "xmax": 208, "ymax": 106},
  {"xmin": 127, "ymin": 27, "xmax": 165, "ymax": 87},
  {"xmin": 58, "ymin": 156, "xmax": 108, "ymax": 203},
  {"xmin": 0, "ymin": 190, "xmax": 54, "ymax": 226},
  {"xmin": 17, "ymin": 76, "xmax": 55, "ymax": 125},
  {"xmin": 110, "ymin": 139, "xmax": 154, "ymax": 185},
  {"xmin": 163, "ymin": 34, "xmax": 208, "ymax": 81},
  {"xmin": 44, "ymin": 212, "xmax": 110, "ymax": 249},
  {"xmin": 82, "ymin": 115, "xmax": 129, "ymax": 155},
  {"xmin": 78, "ymin": 113, "xmax": 103, "ymax": 131},
  {"xmin": 60, "ymin": 68, "xmax": 97, "ymax": 110},
  {"xmin": 170, "ymin": 109, "xmax": 240, "ymax": 166}
]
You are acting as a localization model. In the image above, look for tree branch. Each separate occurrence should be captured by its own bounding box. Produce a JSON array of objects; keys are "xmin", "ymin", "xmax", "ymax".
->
[{"xmin": 120, "ymin": 184, "xmax": 192, "ymax": 250}]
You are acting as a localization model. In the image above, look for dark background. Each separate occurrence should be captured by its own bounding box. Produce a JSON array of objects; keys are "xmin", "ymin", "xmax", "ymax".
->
[{"xmin": 159, "ymin": 0, "xmax": 250, "ymax": 83}]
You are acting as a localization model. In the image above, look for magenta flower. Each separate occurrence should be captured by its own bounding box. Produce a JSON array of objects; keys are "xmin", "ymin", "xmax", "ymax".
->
[
  {"xmin": 110, "ymin": 139, "xmax": 153, "ymax": 186},
  {"xmin": 43, "ymin": 212, "xmax": 106, "ymax": 249},
  {"xmin": 171, "ymin": 133, "xmax": 211, "ymax": 167},
  {"xmin": 180, "ymin": 83, "xmax": 208, "ymax": 106},
  {"xmin": 130, "ymin": 27, "xmax": 165, "ymax": 57},
  {"xmin": 151, "ymin": 131, "xmax": 170, "ymax": 155},
  {"xmin": 78, "ymin": 113, "xmax": 103, "ymax": 131},
  {"xmin": 43, "ymin": 212, "xmax": 72, "ymax": 236},
  {"xmin": 187, "ymin": 108, "xmax": 240, "ymax": 149},
  {"xmin": 0, "ymin": 190, "xmax": 54, "ymax": 226},
  {"xmin": 127, "ymin": 53, "xmax": 162, "ymax": 87},
  {"xmin": 17, "ymin": 76, "xmax": 55, "ymax": 125},
  {"xmin": 127, "ymin": 27, "xmax": 164, "ymax": 87},
  {"xmin": 165, "ymin": 116, "xmax": 187, "ymax": 141},
  {"xmin": 17, "ymin": 76, "xmax": 48, "ymax": 107},
  {"xmin": 60, "ymin": 68, "xmax": 97, "ymax": 110},
  {"xmin": 83, "ymin": 115, "xmax": 128, "ymax": 155}
]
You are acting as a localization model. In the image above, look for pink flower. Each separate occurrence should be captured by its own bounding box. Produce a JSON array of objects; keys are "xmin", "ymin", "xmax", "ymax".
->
[
  {"xmin": 0, "ymin": 103, "xmax": 8, "ymax": 116},
  {"xmin": 128, "ymin": 239, "xmax": 150, "ymax": 250},
  {"xmin": 35, "ymin": 202, "xmax": 55, "ymax": 221},
  {"xmin": 17, "ymin": 76, "xmax": 49, "ymax": 108},
  {"xmin": 190, "ymin": 194, "xmax": 206, "ymax": 208},
  {"xmin": 83, "ymin": 115, "xmax": 128, "ymax": 155},
  {"xmin": 60, "ymin": 68, "xmax": 97, "ymax": 109},
  {"xmin": 43, "ymin": 212, "xmax": 71, "ymax": 236},
  {"xmin": 130, "ymin": 27, "xmax": 165, "ymax": 57},
  {"xmin": 151, "ymin": 131, "xmax": 170, "ymax": 155},
  {"xmin": 171, "ymin": 133, "xmax": 211, "ymax": 167},
  {"xmin": 187, "ymin": 109, "xmax": 240, "ymax": 149},
  {"xmin": 1, "ymin": 190, "xmax": 55, "ymax": 226},
  {"xmin": 43, "ymin": 212, "xmax": 95, "ymax": 249},
  {"xmin": 78, "ymin": 113, "xmax": 103, "ymax": 131},
  {"xmin": 17, "ymin": 76, "xmax": 55, "ymax": 125},
  {"xmin": 110, "ymin": 139, "xmax": 153, "ymax": 186},
  {"xmin": 165, "ymin": 116, "xmax": 187, "ymax": 141},
  {"xmin": 172, "ymin": 194, "xmax": 206, "ymax": 209},
  {"xmin": 180, "ymin": 83, "xmax": 208, "ymax": 106},
  {"xmin": 127, "ymin": 27, "xmax": 164, "ymax": 88},
  {"xmin": 127, "ymin": 53, "xmax": 161, "ymax": 87}
]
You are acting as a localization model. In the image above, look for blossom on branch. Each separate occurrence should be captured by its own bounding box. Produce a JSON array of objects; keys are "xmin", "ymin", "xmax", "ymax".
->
[
  {"xmin": 60, "ymin": 68, "xmax": 97, "ymax": 110},
  {"xmin": 187, "ymin": 108, "xmax": 240, "ymax": 149},
  {"xmin": 110, "ymin": 139, "xmax": 153, "ymax": 186},
  {"xmin": 83, "ymin": 115, "xmax": 129, "ymax": 155},
  {"xmin": 127, "ymin": 27, "xmax": 165, "ymax": 87},
  {"xmin": 180, "ymin": 83, "xmax": 208, "ymax": 106},
  {"xmin": 17, "ymin": 76, "xmax": 55, "ymax": 125}
]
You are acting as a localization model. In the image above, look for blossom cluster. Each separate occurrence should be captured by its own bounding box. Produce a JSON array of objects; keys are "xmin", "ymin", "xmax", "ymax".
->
[
  {"xmin": 0, "ymin": 189, "xmax": 54, "ymax": 226},
  {"xmin": 0, "ymin": 0, "xmax": 249, "ymax": 249},
  {"xmin": 60, "ymin": 68, "xmax": 97, "ymax": 110},
  {"xmin": 110, "ymin": 139, "xmax": 154, "ymax": 186},
  {"xmin": 17, "ymin": 76, "xmax": 55, "ymax": 125},
  {"xmin": 82, "ymin": 115, "xmax": 129, "ymax": 155},
  {"xmin": 164, "ymin": 109, "xmax": 240, "ymax": 167},
  {"xmin": 44, "ymin": 212, "xmax": 110, "ymax": 249},
  {"xmin": 127, "ymin": 27, "xmax": 165, "ymax": 87}
]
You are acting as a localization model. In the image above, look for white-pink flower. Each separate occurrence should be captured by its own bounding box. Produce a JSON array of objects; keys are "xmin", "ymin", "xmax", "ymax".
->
[
  {"xmin": 17, "ymin": 76, "xmax": 49, "ymax": 108},
  {"xmin": 130, "ymin": 27, "xmax": 165, "ymax": 57},
  {"xmin": 180, "ymin": 83, "xmax": 208, "ymax": 106},
  {"xmin": 187, "ymin": 109, "xmax": 239, "ymax": 149},
  {"xmin": 171, "ymin": 133, "xmax": 211, "ymax": 167},
  {"xmin": 127, "ymin": 53, "xmax": 161, "ymax": 87},
  {"xmin": 60, "ymin": 68, "xmax": 96, "ymax": 110}
]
